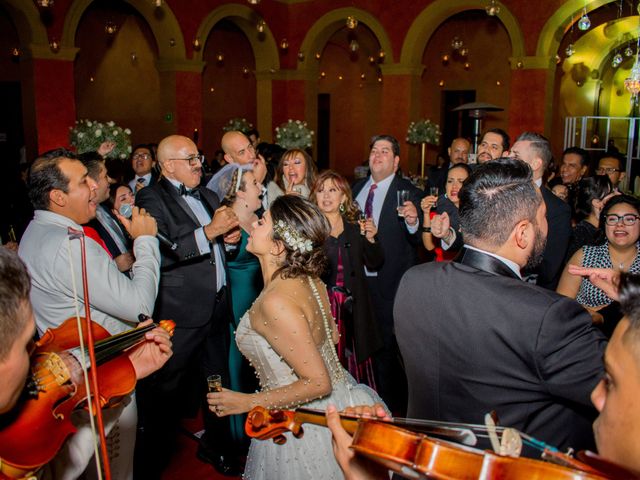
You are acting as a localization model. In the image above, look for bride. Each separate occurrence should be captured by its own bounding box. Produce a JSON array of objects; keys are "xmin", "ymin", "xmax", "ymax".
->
[{"xmin": 206, "ymin": 195, "xmax": 384, "ymax": 479}]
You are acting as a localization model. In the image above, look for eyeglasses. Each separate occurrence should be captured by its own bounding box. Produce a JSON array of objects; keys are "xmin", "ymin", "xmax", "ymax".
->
[
  {"xmin": 132, "ymin": 153, "xmax": 151, "ymax": 160},
  {"xmin": 604, "ymin": 213, "xmax": 640, "ymax": 226},
  {"xmin": 596, "ymin": 168, "xmax": 621, "ymax": 174},
  {"xmin": 169, "ymin": 154, "xmax": 204, "ymax": 166}
]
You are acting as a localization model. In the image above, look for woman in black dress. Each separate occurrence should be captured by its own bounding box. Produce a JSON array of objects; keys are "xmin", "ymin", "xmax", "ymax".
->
[{"xmin": 311, "ymin": 170, "xmax": 384, "ymax": 388}]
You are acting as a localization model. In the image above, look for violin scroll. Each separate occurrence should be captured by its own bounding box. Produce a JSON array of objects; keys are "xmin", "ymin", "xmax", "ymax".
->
[{"xmin": 245, "ymin": 407, "xmax": 305, "ymax": 444}]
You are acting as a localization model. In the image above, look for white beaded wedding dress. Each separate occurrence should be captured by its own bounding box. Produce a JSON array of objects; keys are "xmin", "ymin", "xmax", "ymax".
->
[{"xmin": 236, "ymin": 276, "xmax": 385, "ymax": 480}]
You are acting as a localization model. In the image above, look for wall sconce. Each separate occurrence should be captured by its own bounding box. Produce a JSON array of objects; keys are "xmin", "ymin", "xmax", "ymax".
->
[
  {"xmin": 153, "ymin": 0, "xmax": 162, "ymax": 7},
  {"xmin": 131, "ymin": 52, "xmax": 137, "ymax": 62},
  {"xmin": 169, "ymin": 38, "xmax": 176, "ymax": 47},
  {"xmin": 192, "ymin": 37, "xmax": 201, "ymax": 51},
  {"xmin": 442, "ymin": 54, "xmax": 450, "ymax": 63},
  {"xmin": 377, "ymin": 77, "xmax": 383, "ymax": 83},
  {"xmin": 368, "ymin": 55, "xmax": 375, "ymax": 64},
  {"xmin": 216, "ymin": 52, "xmax": 224, "ymax": 62},
  {"xmin": 280, "ymin": 39, "xmax": 289, "ymax": 51},
  {"xmin": 11, "ymin": 47, "xmax": 20, "ymax": 57},
  {"xmin": 257, "ymin": 20, "xmax": 266, "ymax": 33},
  {"xmin": 90, "ymin": 76, "xmax": 94, "ymax": 82},
  {"xmin": 439, "ymin": 80, "xmax": 445, "ymax": 87},
  {"xmin": 496, "ymin": 80, "xmax": 502, "ymax": 86},
  {"xmin": 464, "ymin": 62, "xmax": 471, "ymax": 70},
  {"xmin": 378, "ymin": 50, "xmax": 385, "ymax": 60},
  {"xmin": 338, "ymin": 75, "xmax": 343, "ymax": 80},
  {"xmin": 36, "ymin": 0, "xmax": 53, "ymax": 7},
  {"xmin": 49, "ymin": 39, "xmax": 60, "ymax": 53},
  {"xmin": 315, "ymin": 52, "xmax": 321, "ymax": 60},
  {"xmin": 242, "ymin": 66, "xmax": 250, "ymax": 76},
  {"xmin": 320, "ymin": 71, "xmax": 326, "ymax": 78},
  {"xmin": 297, "ymin": 51, "xmax": 305, "ymax": 61},
  {"xmin": 247, "ymin": 0, "xmax": 261, "ymax": 4},
  {"xmin": 360, "ymin": 73, "xmax": 366, "ymax": 80}
]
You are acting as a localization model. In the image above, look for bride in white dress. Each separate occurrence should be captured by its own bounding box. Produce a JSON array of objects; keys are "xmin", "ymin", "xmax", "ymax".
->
[{"xmin": 206, "ymin": 195, "xmax": 385, "ymax": 479}]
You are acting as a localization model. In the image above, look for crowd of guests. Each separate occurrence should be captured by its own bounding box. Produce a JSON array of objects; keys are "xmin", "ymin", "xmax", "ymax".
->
[{"xmin": 2, "ymin": 125, "xmax": 640, "ymax": 480}]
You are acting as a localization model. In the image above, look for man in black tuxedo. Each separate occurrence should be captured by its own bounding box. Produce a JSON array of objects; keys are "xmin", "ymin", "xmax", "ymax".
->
[
  {"xmin": 395, "ymin": 159, "xmax": 605, "ymax": 453},
  {"xmin": 509, "ymin": 132, "xmax": 571, "ymax": 290},
  {"xmin": 135, "ymin": 135, "xmax": 241, "ymax": 477},
  {"xmin": 352, "ymin": 135, "xmax": 422, "ymax": 414}
]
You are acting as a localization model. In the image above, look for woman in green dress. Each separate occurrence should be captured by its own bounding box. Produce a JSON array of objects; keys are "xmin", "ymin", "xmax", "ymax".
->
[{"xmin": 208, "ymin": 163, "xmax": 264, "ymax": 446}]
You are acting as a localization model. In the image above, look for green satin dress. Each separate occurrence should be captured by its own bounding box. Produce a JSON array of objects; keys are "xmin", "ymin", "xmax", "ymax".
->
[{"xmin": 227, "ymin": 229, "xmax": 263, "ymax": 442}]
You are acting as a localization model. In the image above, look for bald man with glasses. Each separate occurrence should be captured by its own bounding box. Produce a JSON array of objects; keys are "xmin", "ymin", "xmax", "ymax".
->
[{"xmin": 135, "ymin": 135, "xmax": 243, "ymax": 477}]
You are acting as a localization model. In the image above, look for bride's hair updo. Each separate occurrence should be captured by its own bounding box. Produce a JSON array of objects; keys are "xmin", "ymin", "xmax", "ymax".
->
[{"xmin": 270, "ymin": 195, "xmax": 330, "ymax": 279}]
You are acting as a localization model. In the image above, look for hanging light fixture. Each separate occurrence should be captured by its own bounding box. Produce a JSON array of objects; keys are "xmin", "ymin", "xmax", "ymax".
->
[
  {"xmin": 49, "ymin": 39, "xmax": 60, "ymax": 53},
  {"xmin": 36, "ymin": 0, "xmax": 54, "ymax": 7},
  {"xmin": 451, "ymin": 37, "xmax": 463, "ymax": 50},
  {"xmin": 625, "ymin": 38, "xmax": 640, "ymax": 104},
  {"xmin": 349, "ymin": 39, "xmax": 359, "ymax": 52},
  {"xmin": 612, "ymin": 52, "xmax": 623, "ymax": 68},
  {"xmin": 11, "ymin": 47, "xmax": 20, "ymax": 57},
  {"xmin": 346, "ymin": 16, "xmax": 358, "ymax": 29},
  {"xmin": 192, "ymin": 37, "xmax": 201, "ymax": 51},
  {"xmin": 485, "ymin": 0, "xmax": 500, "ymax": 16},
  {"xmin": 577, "ymin": 13, "xmax": 590, "ymax": 31},
  {"xmin": 153, "ymin": 0, "xmax": 162, "ymax": 7},
  {"xmin": 104, "ymin": 21, "xmax": 118, "ymax": 36},
  {"xmin": 280, "ymin": 38, "xmax": 289, "ymax": 50},
  {"xmin": 256, "ymin": 20, "xmax": 266, "ymax": 33},
  {"xmin": 565, "ymin": 43, "xmax": 575, "ymax": 57},
  {"xmin": 247, "ymin": 0, "xmax": 261, "ymax": 4}
]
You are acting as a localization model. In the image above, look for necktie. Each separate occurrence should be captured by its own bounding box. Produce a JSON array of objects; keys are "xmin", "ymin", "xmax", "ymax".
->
[
  {"xmin": 179, "ymin": 184, "xmax": 201, "ymax": 200},
  {"xmin": 364, "ymin": 183, "xmax": 377, "ymax": 218},
  {"xmin": 136, "ymin": 177, "xmax": 146, "ymax": 186}
]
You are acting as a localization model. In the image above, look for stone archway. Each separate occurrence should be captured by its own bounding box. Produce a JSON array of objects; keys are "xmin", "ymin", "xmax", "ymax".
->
[
  {"xmin": 400, "ymin": 0, "xmax": 524, "ymax": 67},
  {"xmin": 0, "ymin": 0, "xmax": 47, "ymax": 46},
  {"xmin": 62, "ymin": 0, "xmax": 185, "ymax": 60}
]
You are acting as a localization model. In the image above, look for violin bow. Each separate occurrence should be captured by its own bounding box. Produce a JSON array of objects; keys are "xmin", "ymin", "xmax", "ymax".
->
[{"xmin": 67, "ymin": 227, "xmax": 111, "ymax": 480}]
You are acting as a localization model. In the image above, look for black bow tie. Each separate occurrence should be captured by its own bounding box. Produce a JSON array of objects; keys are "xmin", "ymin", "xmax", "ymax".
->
[{"xmin": 178, "ymin": 184, "xmax": 201, "ymax": 200}]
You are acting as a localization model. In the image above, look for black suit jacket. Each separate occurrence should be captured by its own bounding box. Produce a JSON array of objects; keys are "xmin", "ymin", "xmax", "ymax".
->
[
  {"xmin": 87, "ymin": 205, "xmax": 131, "ymax": 258},
  {"xmin": 352, "ymin": 174, "xmax": 422, "ymax": 301},
  {"xmin": 394, "ymin": 247, "xmax": 606, "ymax": 452},
  {"xmin": 136, "ymin": 178, "xmax": 226, "ymax": 328},
  {"xmin": 531, "ymin": 186, "xmax": 571, "ymax": 290}
]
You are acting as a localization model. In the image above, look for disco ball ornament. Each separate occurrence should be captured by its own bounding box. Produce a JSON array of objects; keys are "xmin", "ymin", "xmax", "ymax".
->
[
  {"xmin": 451, "ymin": 37, "xmax": 463, "ymax": 50},
  {"xmin": 565, "ymin": 44, "xmax": 575, "ymax": 57},
  {"xmin": 612, "ymin": 53, "xmax": 623, "ymax": 68},
  {"xmin": 577, "ymin": 14, "xmax": 591, "ymax": 31}
]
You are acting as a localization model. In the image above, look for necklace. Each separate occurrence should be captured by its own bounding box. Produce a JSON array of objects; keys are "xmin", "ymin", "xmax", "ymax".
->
[{"xmin": 307, "ymin": 276, "xmax": 346, "ymax": 383}]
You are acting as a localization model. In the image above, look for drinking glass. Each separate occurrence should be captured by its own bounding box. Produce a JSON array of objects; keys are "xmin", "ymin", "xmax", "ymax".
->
[
  {"xmin": 429, "ymin": 187, "xmax": 439, "ymax": 207},
  {"xmin": 397, "ymin": 190, "xmax": 410, "ymax": 217},
  {"xmin": 207, "ymin": 374, "xmax": 222, "ymax": 393},
  {"xmin": 358, "ymin": 212, "xmax": 367, "ymax": 235}
]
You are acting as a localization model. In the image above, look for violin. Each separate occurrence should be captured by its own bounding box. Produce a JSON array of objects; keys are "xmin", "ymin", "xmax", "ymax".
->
[
  {"xmin": 245, "ymin": 407, "xmax": 633, "ymax": 479},
  {"xmin": 0, "ymin": 317, "xmax": 175, "ymax": 479}
]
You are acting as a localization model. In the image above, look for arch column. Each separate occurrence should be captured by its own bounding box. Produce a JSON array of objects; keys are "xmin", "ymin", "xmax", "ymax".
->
[
  {"xmin": 379, "ymin": 64, "xmax": 424, "ymax": 165},
  {"xmin": 508, "ymin": 55, "xmax": 555, "ymax": 139},
  {"xmin": 23, "ymin": 45, "xmax": 79, "ymax": 153},
  {"xmin": 156, "ymin": 59, "xmax": 206, "ymax": 141}
]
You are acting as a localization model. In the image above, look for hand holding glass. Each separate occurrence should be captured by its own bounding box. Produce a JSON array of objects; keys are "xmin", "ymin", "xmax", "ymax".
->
[
  {"xmin": 207, "ymin": 374, "xmax": 222, "ymax": 392},
  {"xmin": 358, "ymin": 212, "xmax": 367, "ymax": 235},
  {"xmin": 397, "ymin": 190, "xmax": 410, "ymax": 217}
]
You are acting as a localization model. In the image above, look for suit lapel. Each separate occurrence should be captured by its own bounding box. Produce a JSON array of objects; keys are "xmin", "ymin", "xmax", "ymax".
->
[
  {"xmin": 455, "ymin": 247, "xmax": 521, "ymax": 280},
  {"xmin": 379, "ymin": 175, "xmax": 400, "ymax": 228},
  {"xmin": 159, "ymin": 178, "xmax": 201, "ymax": 226}
]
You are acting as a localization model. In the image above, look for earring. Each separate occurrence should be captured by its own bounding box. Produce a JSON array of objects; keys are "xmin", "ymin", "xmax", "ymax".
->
[{"xmin": 339, "ymin": 203, "xmax": 346, "ymax": 214}]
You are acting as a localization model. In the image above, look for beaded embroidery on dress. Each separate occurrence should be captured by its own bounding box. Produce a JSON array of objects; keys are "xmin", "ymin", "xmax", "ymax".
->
[{"xmin": 236, "ymin": 276, "xmax": 385, "ymax": 480}]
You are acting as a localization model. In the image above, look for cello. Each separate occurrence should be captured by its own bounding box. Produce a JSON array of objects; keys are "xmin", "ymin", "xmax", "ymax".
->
[
  {"xmin": 245, "ymin": 406, "xmax": 636, "ymax": 479},
  {"xmin": 0, "ymin": 317, "xmax": 174, "ymax": 479}
]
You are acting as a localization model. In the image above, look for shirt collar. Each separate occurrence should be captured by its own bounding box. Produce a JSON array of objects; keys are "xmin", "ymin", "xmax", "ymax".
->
[{"xmin": 464, "ymin": 244, "xmax": 522, "ymax": 279}]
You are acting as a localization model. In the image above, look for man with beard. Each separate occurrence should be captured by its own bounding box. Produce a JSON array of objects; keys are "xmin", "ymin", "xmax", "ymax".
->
[
  {"xmin": 394, "ymin": 159, "xmax": 606, "ymax": 453},
  {"xmin": 476, "ymin": 128, "xmax": 510, "ymax": 164}
]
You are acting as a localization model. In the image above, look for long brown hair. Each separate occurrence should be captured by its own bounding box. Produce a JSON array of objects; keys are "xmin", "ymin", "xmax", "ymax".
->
[
  {"xmin": 276, "ymin": 149, "xmax": 317, "ymax": 191},
  {"xmin": 310, "ymin": 170, "xmax": 360, "ymax": 222}
]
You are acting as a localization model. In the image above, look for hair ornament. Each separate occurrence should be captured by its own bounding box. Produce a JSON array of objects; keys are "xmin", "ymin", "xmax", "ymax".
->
[{"xmin": 274, "ymin": 219, "xmax": 313, "ymax": 253}]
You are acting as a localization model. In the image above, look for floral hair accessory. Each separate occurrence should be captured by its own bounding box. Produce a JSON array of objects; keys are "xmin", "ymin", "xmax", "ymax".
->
[{"xmin": 273, "ymin": 219, "xmax": 313, "ymax": 253}]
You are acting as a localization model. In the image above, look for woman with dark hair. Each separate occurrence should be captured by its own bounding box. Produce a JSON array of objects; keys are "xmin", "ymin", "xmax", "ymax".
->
[
  {"xmin": 311, "ymin": 170, "xmax": 384, "ymax": 389},
  {"xmin": 108, "ymin": 182, "xmax": 135, "ymax": 216},
  {"xmin": 206, "ymin": 195, "xmax": 385, "ymax": 479},
  {"xmin": 558, "ymin": 194, "xmax": 640, "ymax": 333},
  {"xmin": 566, "ymin": 175, "xmax": 615, "ymax": 258},
  {"xmin": 275, "ymin": 148, "xmax": 317, "ymax": 197},
  {"xmin": 420, "ymin": 163, "xmax": 471, "ymax": 261}
]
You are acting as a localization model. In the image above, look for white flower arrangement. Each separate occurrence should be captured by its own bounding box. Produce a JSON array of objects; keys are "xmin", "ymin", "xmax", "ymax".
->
[
  {"xmin": 69, "ymin": 119, "xmax": 132, "ymax": 159},
  {"xmin": 222, "ymin": 117, "xmax": 254, "ymax": 133},
  {"xmin": 274, "ymin": 219, "xmax": 313, "ymax": 253},
  {"xmin": 406, "ymin": 119, "xmax": 441, "ymax": 145},
  {"xmin": 275, "ymin": 119, "xmax": 314, "ymax": 150}
]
